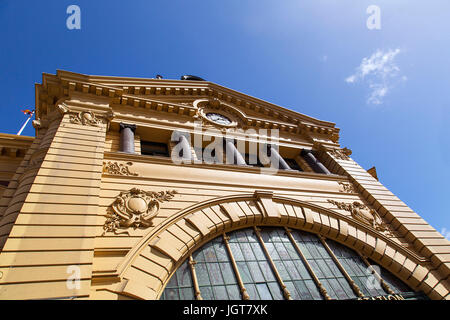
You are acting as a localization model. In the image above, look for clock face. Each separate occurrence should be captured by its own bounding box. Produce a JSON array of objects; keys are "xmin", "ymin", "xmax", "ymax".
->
[{"xmin": 205, "ymin": 112, "xmax": 232, "ymax": 125}]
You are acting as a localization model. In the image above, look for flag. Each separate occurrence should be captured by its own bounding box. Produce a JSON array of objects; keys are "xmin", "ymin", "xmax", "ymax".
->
[{"xmin": 21, "ymin": 109, "xmax": 34, "ymax": 116}]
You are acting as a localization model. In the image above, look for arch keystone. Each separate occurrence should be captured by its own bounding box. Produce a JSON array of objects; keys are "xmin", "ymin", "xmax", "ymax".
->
[{"xmin": 254, "ymin": 190, "xmax": 280, "ymax": 223}]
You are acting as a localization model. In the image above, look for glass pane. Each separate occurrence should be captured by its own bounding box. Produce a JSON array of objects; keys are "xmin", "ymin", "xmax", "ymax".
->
[
  {"xmin": 245, "ymin": 283, "xmax": 260, "ymax": 300},
  {"xmin": 251, "ymin": 243, "xmax": 266, "ymax": 261},
  {"xmin": 284, "ymin": 260, "xmax": 302, "ymax": 280},
  {"xmin": 214, "ymin": 242, "xmax": 229, "ymax": 262},
  {"xmin": 213, "ymin": 286, "xmax": 229, "ymax": 300},
  {"xmin": 305, "ymin": 279, "xmax": 323, "ymax": 300},
  {"xmin": 274, "ymin": 260, "xmax": 291, "ymax": 281},
  {"xmin": 236, "ymin": 261, "xmax": 253, "ymax": 283},
  {"xmin": 193, "ymin": 249, "xmax": 205, "ymax": 262},
  {"xmin": 248, "ymin": 261, "xmax": 265, "ymax": 283},
  {"xmin": 166, "ymin": 274, "xmax": 178, "ymax": 288},
  {"xmin": 320, "ymin": 278, "xmax": 336, "ymax": 299},
  {"xmin": 259, "ymin": 261, "xmax": 276, "ymax": 282},
  {"xmin": 293, "ymin": 259, "xmax": 311, "ymax": 280},
  {"xmin": 268, "ymin": 282, "xmax": 284, "ymax": 300},
  {"xmin": 264, "ymin": 243, "xmax": 280, "ymax": 260},
  {"xmin": 284, "ymin": 241, "xmax": 299, "ymax": 260},
  {"xmin": 274, "ymin": 242, "xmax": 290, "ymax": 260},
  {"xmin": 305, "ymin": 242, "xmax": 321, "ymax": 259},
  {"xmin": 226, "ymin": 285, "xmax": 241, "ymax": 300},
  {"xmin": 308, "ymin": 260, "xmax": 324, "ymax": 278},
  {"xmin": 165, "ymin": 288, "xmax": 180, "ymax": 300},
  {"xmin": 207, "ymin": 263, "xmax": 224, "ymax": 285},
  {"xmin": 328, "ymin": 278, "xmax": 348, "ymax": 300},
  {"xmin": 200, "ymin": 286, "xmax": 214, "ymax": 300},
  {"xmin": 196, "ymin": 263, "xmax": 211, "ymax": 286},
  {"xmin": 220, "ymin": 262, "xmax": 237, "ymax": 285},
  {"xmin": 176, "ymin": 261, "xmax": 193, "ymax": 287},
  {"xmin": 316, "ymin": 243, "xmax": 331, "ymax": 259},
  {"xmin": 294, "ymin": 280, "xmax": 313, "ymax": 300},
  {"xmin": 180, "ymin": 287, "xmax": 195, "ymax": 300},
  {"xmin": 285, "ymin": 281, "xmax": 300, "ymax": 300},
  {"xmin": 317, "ymin": 259, "xmax": 334, "ymax": 278},
  {"xmin": 240, "ymin": 243, "xmax": 256, "ymax": 261},
  {"xmin": 229, "ymin": 243, "xmax": 245, "ymax": 261},
  {"xmin": 298, "ymin": 242, "xmax": 312, "ymax": 259},
  {"xmin": 338, "ymin": 277, "xmax": 356, "ymax": 299},
  {"xmin": 203, "ymin": 243, "xmax": 217, "ymax": 262},
  {"xmin": 256, "ymin": 283, "xmax": 273, "ymax": 300},
  {"xmin": 245, "ymin": 229, "xmax": 258, "ymax": 242}
]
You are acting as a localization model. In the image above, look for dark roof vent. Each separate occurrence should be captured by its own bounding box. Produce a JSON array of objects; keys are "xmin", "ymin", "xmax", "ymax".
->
[{"xmin": 180, "ymin": 75, "xmax": 205, "ymax": 81}]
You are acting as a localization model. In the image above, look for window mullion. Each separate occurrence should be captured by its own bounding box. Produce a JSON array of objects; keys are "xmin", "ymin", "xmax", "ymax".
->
[
  {"xmin": 188, "ymin": 255, "xmax": 203, "ymax": 300},
  {"xmin": 318, "ymin": 235, "xmax": 364, "ymax": 297},
  {"xmin": 222, "ymin": 233, "xmax": 250, "ymax": 300},
  {"xmin": 253, "ymin": 227, "xmax": 292, "ymax": 300},
  {"xmin": 284, "ymin": 227, "xmax": 331, "ymax": 300},
  {"xmin": 357, "ymin": 252, "xmax": 395, "ymax": 295}
]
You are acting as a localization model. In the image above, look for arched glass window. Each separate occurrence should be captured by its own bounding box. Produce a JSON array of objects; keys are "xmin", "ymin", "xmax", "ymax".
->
[{"xmin": 160, "ymin": 227, "xmax": 424, "ymax": 300}]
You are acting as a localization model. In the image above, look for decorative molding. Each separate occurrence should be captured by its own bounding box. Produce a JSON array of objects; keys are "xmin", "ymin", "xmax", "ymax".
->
[
  {"xmin": 69, "ymin": 111, "xmax": 102, "ymax": 126},
  {"xmin": 327, "ymin": 199, "xmax": 394, "ymax": 237},
  {"xmin": 102, "ymin": 188, "xmax": 177, "ymax": 235},
  {"xmin": 102, "ymin": 161, "xmax": 139, "ymax": 176},
  {"xmin": 329, "ymin": 147, "xmax": 352, "ymax": 160},
  {"xmin": 338, "ymin": 181, "xmax": 357, "ymax": 194},
  {"xmin": 193, "ymin": 98, "xmax": 242, "ymax": 129}
]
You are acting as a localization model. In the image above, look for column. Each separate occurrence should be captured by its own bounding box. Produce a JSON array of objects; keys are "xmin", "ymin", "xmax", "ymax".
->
[
  {"xmin": 119, "ymin": 123, "xmax": 136, "ymax": 154},
  {"xmin": 268, "ymin": 145, "xmax": 291, "ymax": 170},
  {"xmin": 301, "ymin": 149, "xmax": 331, "ymax": 174},
  {"xmin": 225, "ymin": 138, "xmax": 246, "ymax": 165}
]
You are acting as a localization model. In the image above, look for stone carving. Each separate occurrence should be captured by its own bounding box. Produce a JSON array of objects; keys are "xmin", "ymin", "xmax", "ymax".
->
[
  {"xmin": 338, "ymin": 182, "xmax": 357, "ymax": 193},
  {"xmin": 69, "ymin": 111, "xmax": 102, "ymax": 126},
  {"xmin": 103, "ymin": 188, "xmax": 177, "ymax": 235},
  {"xmin": 327, "ymin": 200, "xmax": 394, "ymax": 236},
  {"xmin": 329, "ymin": 148, "xmax": 352, "ymax": 160},
  {"xmin": 103, "ymin": 161, "xmax": 138, "ymax": 176}
]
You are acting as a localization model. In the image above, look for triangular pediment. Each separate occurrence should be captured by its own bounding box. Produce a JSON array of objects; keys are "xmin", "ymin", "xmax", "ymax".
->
[{"xmin": 35, "ymin": 70, "xmax": 340, "ymax": 143}]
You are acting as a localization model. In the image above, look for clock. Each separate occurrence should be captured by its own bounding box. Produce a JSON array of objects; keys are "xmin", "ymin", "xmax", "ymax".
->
[{"xmin": 205, "ymin": 112, "xmax": 232, "ymax": 126}]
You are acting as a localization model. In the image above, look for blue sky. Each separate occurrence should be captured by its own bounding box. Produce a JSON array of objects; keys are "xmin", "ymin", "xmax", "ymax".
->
[{"xmin": 0, "ymin": 1, "xmax": 449, "ymax": 238}]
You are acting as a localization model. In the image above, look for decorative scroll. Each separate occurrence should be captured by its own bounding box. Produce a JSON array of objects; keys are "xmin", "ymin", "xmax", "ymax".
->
[
  {"xmin": 338, "ymin": 182, "xmax": 357, "ymax": 194},
  {"xmin": 69, "ymin": 111, "xmax": 102, "ymax": 126},
  {"xmin": 103, "ymin": 161, "xmax": 138, "ymax": 176},
  {"xmin": 329, "ymin": 148, "xmax": 352, "ymax": 160},
  {"xmin": 327, "ymin": 200, "xmax": 394, "ymax": 236},
  {"xmin": 102, "ymin": 188, "xmax": 177, "ymax": 235}
]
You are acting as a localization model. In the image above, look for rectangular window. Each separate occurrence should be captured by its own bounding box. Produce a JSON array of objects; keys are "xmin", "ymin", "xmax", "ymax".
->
[
  {"xmin": 284, "ymin": 158, "xmax": 303, "ymax": 171},
  {"xmin": 141, "ymin": 141, "xmax": 169, "ymax": 157}
]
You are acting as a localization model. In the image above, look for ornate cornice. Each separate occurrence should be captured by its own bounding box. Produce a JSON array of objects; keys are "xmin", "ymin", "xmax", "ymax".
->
[{"xmin": 36, "ymin": 70, "xmax": 341, "ymax": 140}]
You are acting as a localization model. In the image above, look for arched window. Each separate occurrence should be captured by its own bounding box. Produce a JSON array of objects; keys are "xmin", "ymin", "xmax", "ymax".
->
[{"xmin": 160, "ymin": 227, "xmax": 425, "ymax": 300}]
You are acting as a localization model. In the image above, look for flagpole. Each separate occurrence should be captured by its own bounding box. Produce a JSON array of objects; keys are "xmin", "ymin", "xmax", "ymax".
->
[{"xmin": 17, "ymin": 111, "xmax": 35, "ymax": 136}]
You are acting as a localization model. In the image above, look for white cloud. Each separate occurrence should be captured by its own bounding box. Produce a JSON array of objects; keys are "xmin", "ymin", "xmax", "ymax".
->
[
  {"xmin": 441, "ymin": 227, "xmax": 450, "ymax": 240},
  {"xmin": 346, "ymin": 48, "xmax": 404, "ymax": 105}
]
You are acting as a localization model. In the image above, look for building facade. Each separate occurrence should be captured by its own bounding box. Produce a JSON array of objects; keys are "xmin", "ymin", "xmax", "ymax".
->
[{"xmin": 0, "ymin": 70, "xmax": 448, "ymax": 300}]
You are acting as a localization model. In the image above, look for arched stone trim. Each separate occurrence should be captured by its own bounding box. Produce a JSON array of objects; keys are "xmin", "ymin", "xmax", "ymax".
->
[{"xmin": 111, "ymin": 191, "xmax": 442, "ymax": 300}]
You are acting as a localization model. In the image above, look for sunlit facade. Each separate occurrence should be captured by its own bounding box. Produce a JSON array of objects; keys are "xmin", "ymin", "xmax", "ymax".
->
[{"xmin": 0, "ymin": 71, "xmax": 448, "ymax": 300}]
